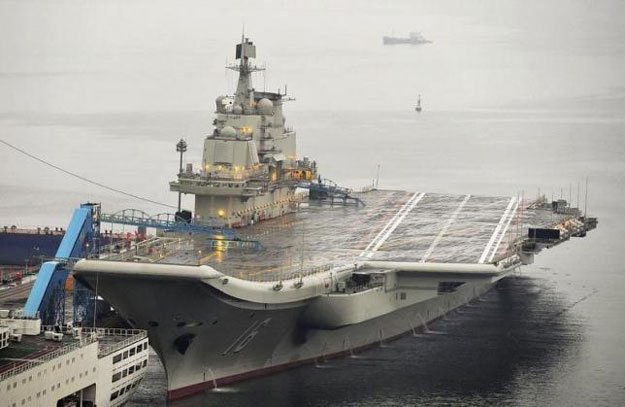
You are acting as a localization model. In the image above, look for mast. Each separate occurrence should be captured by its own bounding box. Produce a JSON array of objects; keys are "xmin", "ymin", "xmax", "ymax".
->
[{"xmin": 227, "ymin": 37, "xmax": 265, "ymax": 112}]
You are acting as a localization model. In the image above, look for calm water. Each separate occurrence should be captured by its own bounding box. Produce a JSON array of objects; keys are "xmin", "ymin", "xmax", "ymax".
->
[{"xmin": 1, "ymin": 0, "xmax": 624, "ymax": 405}]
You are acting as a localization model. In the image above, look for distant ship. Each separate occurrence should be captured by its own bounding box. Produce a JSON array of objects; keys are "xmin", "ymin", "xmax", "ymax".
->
[
  {"xmin": 416, "ymin": 95, "xmax": 423, "ymax": 112},
  {"xmin": 72, "ymin": 37, "xmax": 598, "ymax": 402},
  {"xmin": 383, "ymin": 32, "xmax": 432, "ymax": 45},
  {"xmin": 0, "ymin": 226, "xmax": 64, "ymax": 266}
]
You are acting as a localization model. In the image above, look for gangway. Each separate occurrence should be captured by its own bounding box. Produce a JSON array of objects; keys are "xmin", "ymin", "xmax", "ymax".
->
[
  {"xmin": 298, "ymin": 179, "xmax": 365, "ymax": 207},
  {"xmin": 99, "ymin": 209, "xmax": 262, "ymax": 249},
  {"xmin": 23, "ymin": 203, "xmax": 101, "ymax": 325},
  {"xmin": 100, "ymin": 209, "xmax": 237, "ymax": 239}
]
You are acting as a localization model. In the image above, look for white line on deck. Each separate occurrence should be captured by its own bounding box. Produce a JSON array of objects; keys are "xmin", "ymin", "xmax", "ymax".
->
[
  {"xmin": 421, "ymin": 194, "xmax": 471, "ymax": 263},
  {"xmin": 360, "ymin": 192, "xmax": 425, "ymax": 259},
  {"xmin": 488, "ymin": 198, "xmax": 519, "ymax": 263},
  {"xmin": 478, "ymin": 196, "xmax": 516, "ymax": 264}
]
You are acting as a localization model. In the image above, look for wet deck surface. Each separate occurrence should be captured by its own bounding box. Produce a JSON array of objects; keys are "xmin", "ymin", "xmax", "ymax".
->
[{"xmin": 154, "ymin": 190, "xmax": 569, "ymax": 281}]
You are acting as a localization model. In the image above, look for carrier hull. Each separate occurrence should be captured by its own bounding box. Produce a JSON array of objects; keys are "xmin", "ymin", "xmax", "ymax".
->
[{"xmin": 74, "ymin": 264, "xmax": 501, "ymax": 400}]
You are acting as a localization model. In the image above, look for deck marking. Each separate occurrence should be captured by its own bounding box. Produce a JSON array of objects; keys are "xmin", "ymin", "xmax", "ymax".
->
[
  {"xmin": 360, "ymin": 192, "xmax": 425, "ymax": 259},
  {"xmin": 478, "ymin": 196, "xmax": 516, "ymax": 264},
  {"xmin": 421, "ymin": 194, "xmax": 471, "ymax": 263},
  {"xmin": 488, "ymin": 198, "xmax": 519, "ymax": 263}
]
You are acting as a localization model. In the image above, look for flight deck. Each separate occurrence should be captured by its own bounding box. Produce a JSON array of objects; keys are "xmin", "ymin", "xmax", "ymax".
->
[{"xmin": 100, "ymin": 190, "xmax": 590, "ymax": 282}]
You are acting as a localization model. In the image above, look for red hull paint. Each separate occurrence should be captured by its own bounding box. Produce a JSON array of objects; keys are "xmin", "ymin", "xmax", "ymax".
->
[{"xmin": 167, "ymin": 322, "xmax": 429, "ymax": 400}]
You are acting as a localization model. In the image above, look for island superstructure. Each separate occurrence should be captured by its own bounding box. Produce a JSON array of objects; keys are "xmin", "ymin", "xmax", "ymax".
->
[
  {"xmin": 170, "ymin": 37, "xmax": 316, "ymax": 227},
  {"xmin": 71, "ymin": 37, "xmax": 598, "ymax": 402}
]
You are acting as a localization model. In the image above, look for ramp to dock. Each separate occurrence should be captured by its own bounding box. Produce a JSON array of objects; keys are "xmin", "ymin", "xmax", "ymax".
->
[{"xmin": 23, "ymin": 207, "xmax": 91, "ymax": 319}]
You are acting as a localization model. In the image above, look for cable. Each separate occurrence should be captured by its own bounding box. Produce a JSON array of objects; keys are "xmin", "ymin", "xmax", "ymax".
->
[{"xmin": 0, "ymin": 138, "xmax": 177, "ymax": 210}]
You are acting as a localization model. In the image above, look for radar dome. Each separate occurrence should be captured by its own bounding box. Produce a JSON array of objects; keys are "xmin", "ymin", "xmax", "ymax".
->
[
  {"xmin": 233, "ymin": 104, "xmax": 243, "ymax": 115},
  {"xmin": 257, "ymin": 98, "xmax": 273, "ymax": 115},
  {"xmin": 220, "ymin": 126, "xmax": 236, "ymax": 138}
]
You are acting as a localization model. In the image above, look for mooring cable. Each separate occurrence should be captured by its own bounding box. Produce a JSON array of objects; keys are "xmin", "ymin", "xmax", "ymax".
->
[{"xmin": 0, "ymin": 137, "xmax": 177, "ymax": 210}]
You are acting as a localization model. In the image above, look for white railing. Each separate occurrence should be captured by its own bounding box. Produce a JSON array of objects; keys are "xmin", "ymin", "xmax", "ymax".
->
[
  {"xmin": 37, "ymin": 326, "xmax": 147, "ymax": 357},
  {"xmin": 85, "ymin": 328, "xmax": 148, "ymax": 357},
  {"xmin": 0, "ymin": 333, "xmax": 98, "ymax": 382}
]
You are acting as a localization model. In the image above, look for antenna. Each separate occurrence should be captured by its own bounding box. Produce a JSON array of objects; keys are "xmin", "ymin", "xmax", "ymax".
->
[
  {"xmin": 569, "ymin": 183, "xmax": 572, "ymax": 207},
  {"xmin": 375, "ymin": 164, "xmax": 381, "ymax": 189},
  {"xmin": 584, "ymin": 177, "xmax": 589, "ymax": 217},
  {"xmin": 92, "ymin": 272, "xmax": 99, "ymax": 329}
]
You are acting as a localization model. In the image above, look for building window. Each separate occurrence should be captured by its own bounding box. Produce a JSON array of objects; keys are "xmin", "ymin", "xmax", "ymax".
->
[
  {"xmin": 113, "ymin": 354, "xmax": 122, "ymax": 364},
  {"xmin": 112, "ymin": 372, "xmax": 121, "ymax": 382}
]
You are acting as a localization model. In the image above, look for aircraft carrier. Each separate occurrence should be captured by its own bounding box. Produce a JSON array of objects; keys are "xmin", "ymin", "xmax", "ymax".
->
[{"xmin": 71, "ymin": 37, "xmax": 598, "ymax": 401}]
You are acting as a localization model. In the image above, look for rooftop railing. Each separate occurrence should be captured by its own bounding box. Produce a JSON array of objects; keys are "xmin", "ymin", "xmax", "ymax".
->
[
  {"xmin": 80, "ymin": 327, "xmax": 147, "ymax": 357},
  {"xmin": 0, "ymin": 332, "xmax": 98, "ymax": 382}
]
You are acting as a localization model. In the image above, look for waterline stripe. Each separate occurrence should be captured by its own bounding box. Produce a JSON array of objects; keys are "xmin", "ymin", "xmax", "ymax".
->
[
  {"xmin": 478, "ymin": 196, "xmax": 516, "ymax": 264},
  {"xmin": 421, "ymin": 194, "xmax": 471, "ymax": 263}
]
